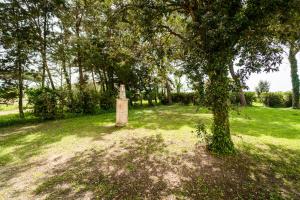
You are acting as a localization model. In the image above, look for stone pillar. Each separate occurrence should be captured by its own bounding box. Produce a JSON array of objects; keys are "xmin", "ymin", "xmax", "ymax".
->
[{"xmin": 116, "ymin": 84, "xmax": 128, "ymax": 127}]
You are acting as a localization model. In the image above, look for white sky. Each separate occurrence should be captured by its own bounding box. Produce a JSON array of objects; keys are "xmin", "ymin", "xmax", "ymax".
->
[{"xmin": 246, "ymin": 52, "xmax": 300, "ymax": 92}]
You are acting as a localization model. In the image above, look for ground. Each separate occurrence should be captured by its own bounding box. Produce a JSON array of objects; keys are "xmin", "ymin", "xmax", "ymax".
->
[{"xmin": 0, "ymin": 105, "xmax": 299, "ymax": 200}]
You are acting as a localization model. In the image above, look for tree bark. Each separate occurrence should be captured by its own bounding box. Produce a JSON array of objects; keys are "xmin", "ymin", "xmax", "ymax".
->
[
  {"xmin": 289, "ymin": 43, "xmax": 300, "ymax": 109},
  {"xmin": 229, "ymin": 62, "xmax": 246, "ymax": 106},
  {"xmin": 208, "ymin": 69, "xmax": 234, "ymax": 154}
]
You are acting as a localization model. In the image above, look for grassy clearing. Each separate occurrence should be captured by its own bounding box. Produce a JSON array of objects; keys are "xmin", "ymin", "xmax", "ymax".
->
[
  {"xmin": 0, "ymin": 105, "xmax": 299, "ymax": 199},
  {"xmin": 0, "ymin": 104, "xmax": 18, "ymax": 112}
]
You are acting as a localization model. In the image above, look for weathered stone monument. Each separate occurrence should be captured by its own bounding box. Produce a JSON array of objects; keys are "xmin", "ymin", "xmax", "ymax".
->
[{"xmin": 116, "ymin": 84, "xmax": 128, "ymax": 127}]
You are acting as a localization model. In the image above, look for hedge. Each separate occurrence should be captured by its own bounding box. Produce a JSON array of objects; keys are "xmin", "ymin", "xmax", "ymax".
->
[{"xmin": 262, "ymin": 92, "xmax": 293, "ymax": 108}]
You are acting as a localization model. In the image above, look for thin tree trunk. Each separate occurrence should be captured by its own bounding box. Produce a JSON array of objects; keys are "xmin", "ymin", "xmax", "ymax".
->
[
  {"xmin": 41, "ymin": 48, "xmax": 55, "ymax": 90},
  {"xmin": 96, "ymin": 68, "xmax": 106, "ymax": 92},
  {"xmin": 17, "ymin": 47, "xmax": 24, "ymax": 119},
  {"xmin": 289, "ymin": 42, "xmax": 299, "ymax": 109},
  {"xmin": 229, "ymin": 62, "xmax": 246, "ymax": 106},
  {"xmin": 61, "ymin": 47, "xmax": 73, "ymax": 105},
  {"xmin": 154, "ymin": 85, "xmax": 158, "ymax": 104},
  {"xmin": 92, "ymin": 67, "xmax": 97, "ymax": 91},
  {"xmin": 42, "ymin": 10, "xmax": 55, "ymax": 90},
  {"xmin": 198, "ymin": 76, "xmax": 205, "ymax": 105},
  {"xmin": 140, "ymin": 89, "xmax": 143, "ymax": 106},
  {"xmin": 166, "ymin": 79, "xmax": 172, "ymax": 104},
  {"xmin": 208, "ymin": 69, "xmax": 234, "ymax": 154},
  {"xmin": 42, "ymin": 64, "xmax": 46, "ymax": 88},
  {"xmin": 147, "ymin": 93, "xmax": 153, "ymax": 106},
  {"xmin": 75, "ymin": 9, "xmax": 84, "ymax": 91}
]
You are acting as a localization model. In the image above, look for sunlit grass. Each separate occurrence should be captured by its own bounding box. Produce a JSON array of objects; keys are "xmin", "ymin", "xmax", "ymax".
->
[{"xmin": 0, "ymin": 104, "xmax": 18, "ymax": 111}]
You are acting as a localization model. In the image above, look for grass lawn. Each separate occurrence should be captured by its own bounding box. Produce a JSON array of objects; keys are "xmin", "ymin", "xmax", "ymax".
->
[
  {"xmin": 0, "ymin": 105, "xmax": 299, "ymax": 199},
  {"xmin": 0, "ymin": 104, "xmax": 18, "ymax": 112}
]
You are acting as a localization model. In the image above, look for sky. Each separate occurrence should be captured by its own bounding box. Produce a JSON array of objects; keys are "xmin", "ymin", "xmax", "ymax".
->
[{"xmin": 246, "ymin": 52, "xmax": 300, "ymax": 92}]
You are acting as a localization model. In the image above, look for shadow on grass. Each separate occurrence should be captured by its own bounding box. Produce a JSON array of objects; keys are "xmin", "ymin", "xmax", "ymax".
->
[
  {"xmin": 0, "ymin": 113, "xmax": 117, "ymax": 166},
  {"xmin": 1, "ymin": 104, "xmax": 300, "ymax": 168},
  {"xmin": 34, "ymin": 135, "xmax": 171, "ymax": 199},
  {"xmin": 0, "ymin": 105, "xmax": 207, "ymax": 166},
  {"xmin": 33, "ymin": 135, "xmax": 300, "ymax": 199}
]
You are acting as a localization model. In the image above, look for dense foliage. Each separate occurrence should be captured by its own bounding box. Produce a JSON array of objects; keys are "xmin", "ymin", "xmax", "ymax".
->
[
  {"xmin": 26, "ymin": 88, "xmax": 61, "ymax": 120},
  {"xmin": 262, "ymin": 92, "xmax": 293, "ymax": 108}
]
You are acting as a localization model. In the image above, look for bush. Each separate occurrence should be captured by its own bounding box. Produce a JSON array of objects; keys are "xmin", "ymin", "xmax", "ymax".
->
[
  {"xmin": 99, "ymin": 90, "xmax": 116, "ymax": 110},
  {"xmin": 72, "ymin": 86, "xmax": 102, "ymax": 114},
  {"xmin": 262, "ymin": 92, "xmax": 292, "ymax": 108},
  {"xmin": 284, "ymin": 92, "xmax": 293, "ymax": 107},
  {"xmin": 0, "ymin": 87, "xmax": 17, "ymax": 104},
  {"xmin": 195, "ymin": 120, "xmax": 212, "ymax": 145},
  {"xmin": 171, "ymin": 92, "xmax": 196, "ymax": 105},
  {"xmin": 160, "ymin": 96, "xmax": 169, "ymax": 105},
  {"xmin": 244, "ymin": 92, "xmax": 257, "ymax": 105},
  {"xmin": 26, "ymin": 88, "xmax": 61, "ymax": 120}
]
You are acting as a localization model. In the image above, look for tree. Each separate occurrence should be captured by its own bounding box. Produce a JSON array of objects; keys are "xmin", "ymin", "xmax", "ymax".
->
[
  {"xmin": 273, "ymin": 7, "xmax": 300, "ymax": 108},
  {"xmin": 255, "ymin": 80, "xmax": 270, "ymax": 97},
  {"xmin": 0, "ymin": 0, "xmax": 35, "ymax": 118},
  {"xmin": 120, "ymin": 0, "xmax": 293, "ymax": 154},
  {"xmin": 289, "ymin": 43, "xmax": 300, "ymax": 108},
  {"xmin": 22, "ymin": 0, "xmax": 64, "ymax": 90}
]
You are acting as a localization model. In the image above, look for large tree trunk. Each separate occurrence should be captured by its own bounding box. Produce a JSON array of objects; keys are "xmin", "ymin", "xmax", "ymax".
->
[
  {"xmin": 208, "ymin": 69, "xmax": 234, "ymax": 154},
  {"xmin": 289, "ymin": 43, "xmax": 299, "ymax": 109},
  {"xmin": 229, "ymin": 62, "xmax": 246, "ymax": 106}
]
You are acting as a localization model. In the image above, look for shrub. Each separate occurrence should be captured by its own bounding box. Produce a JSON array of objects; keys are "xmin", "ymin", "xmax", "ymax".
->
[
  {"xmin": 26, "ymin": 88, "xmax": 61, "ymax": 120},
  {"xmin": 244, "ymin": 92, "xmax": 257, "ymax": 105},
  {"xmin": 99, "ymin": 90, "xmax": 116, "ymax": 110},
  {"xmin": 72, "ymin": 86, "xmax": 102, "ymax": 114},
  {"xmin": 0, "ymin": 87, "xmax": 17, "ymax": 104},
  {"xmin": 160, "ymin": 96, "xmax": 169, "ymax": 105},
  {"xmin": 195, "ymin": 120, "xmax": 212, "ymax": 145},
  {"xmin": 262, "ymin": 92, "xmax": 292, "ymax": 108},
  {"xmin": 284, "ymin": 92, "xmax": 293, "ymax": 107},
  {"xmin": 172, "ymin": 92, "xmax": 196, "ymax": 105}
]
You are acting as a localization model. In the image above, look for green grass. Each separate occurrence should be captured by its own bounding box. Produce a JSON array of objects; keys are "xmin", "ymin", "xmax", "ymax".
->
[
  {"xmin": 0, "ymin": 105, "xmax": 299, "ymax": 199},
  {"xmin": 0, "ymin": 104, "xmax": 18, "ymax": 111},
  {"xmin": 0, "ymin": 113, "xmax": 39, "ymax": 128}
]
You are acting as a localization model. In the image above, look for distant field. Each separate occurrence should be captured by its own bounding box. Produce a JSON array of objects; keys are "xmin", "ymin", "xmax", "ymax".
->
[{"xmin": 0, "ymin": 105, "xmax": 299, "ymax": 199}]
